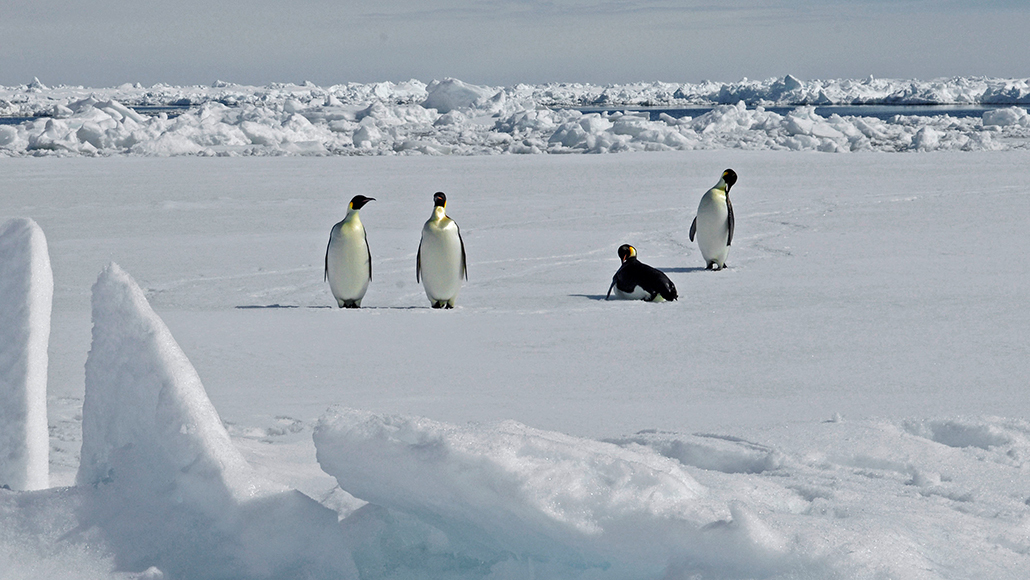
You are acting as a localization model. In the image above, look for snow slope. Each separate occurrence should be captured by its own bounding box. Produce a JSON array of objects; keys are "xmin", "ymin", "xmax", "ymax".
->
[{"xmin": 1, "ymin": 148, "xmax": 1029, "ymax": 579}]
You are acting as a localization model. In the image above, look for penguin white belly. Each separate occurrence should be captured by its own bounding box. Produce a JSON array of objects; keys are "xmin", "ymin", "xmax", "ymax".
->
[
  {"xmin": 419, "ymin": 221, "xmax": 464, "ymax": 304},
  {"xmin": 327, "ymin": 221, "xmax": 370, "ymax": 306},
  {"xmin": 613, "ymin": 286, "xmax": 665, "ymax": 302},
  {"xmin": 695, "ymin": 190, "xmax": 730, "ymax": 268}
]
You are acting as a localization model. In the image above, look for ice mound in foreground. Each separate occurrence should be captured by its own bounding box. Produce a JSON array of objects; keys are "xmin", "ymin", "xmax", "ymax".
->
[
  {"xmin": 76, "ymin": 263, "xmax": 354, "ymax": 579},
  {"xmin": 0, "ymin": 218, "xmax": 52, "ymax": 491},
  {"xmin": 316, "ymin": 408, "xmax": 807, "ymax": 579}
]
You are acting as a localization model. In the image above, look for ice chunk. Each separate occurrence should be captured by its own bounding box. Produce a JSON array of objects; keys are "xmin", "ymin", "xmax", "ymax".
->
[
  {"xmin": 316, "ymin": 408, "xmax": 721, "ymax": 574},
  {"xmin": 983, "ymin": 106, "xmax": 1030, "ymax": 127},
  {"xmin": 0, "ymin": 218, "xmax": 52, "ymax": 491},
  {"xmin": 422, "ymin": 78, "xmax": 495, "ymax": 113},
  {"xmin": 77, "ymin": 263, "xmax": 355, "ymax": 578},
  {"xmin": 77, "ymin": 263, "xmax": 263, "ymax": 496}
]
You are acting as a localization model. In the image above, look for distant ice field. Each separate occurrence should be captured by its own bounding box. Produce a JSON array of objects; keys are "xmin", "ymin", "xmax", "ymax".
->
[{"xmin": 2, "ymin": 76, "xmax": 1029, "ymax": 155}]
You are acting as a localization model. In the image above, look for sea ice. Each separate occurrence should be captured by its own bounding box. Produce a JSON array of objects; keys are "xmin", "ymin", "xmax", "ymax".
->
[
  {"xmin": 77, "ymin": 263, "xmax": 355, "ymax": 579},
  {"xmin": 0, "ymin": 217, "xmax": 52, "ymax": 491}
]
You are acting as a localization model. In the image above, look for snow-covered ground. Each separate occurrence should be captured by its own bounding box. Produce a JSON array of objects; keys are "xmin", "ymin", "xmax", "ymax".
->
[
  {"xmin": 2, "ymin": 76, "xmax": 1029, "ymax": 156},
  {"xmin": 1, "ymin": 140, "xmax": 1030, "ymax": 577}
]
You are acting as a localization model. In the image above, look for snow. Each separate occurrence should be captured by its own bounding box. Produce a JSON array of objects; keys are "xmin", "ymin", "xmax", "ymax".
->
[
  {"xmin": 0, "ymin": 218, "xmax": 52, "ymax": 491},
  {"xmin": 2, "ymin": 76, "xmax": 1030, "ymax": 156},
  {"xmin": 1, "ymin": 138, "xmax": 1030, "ymax": 578}
]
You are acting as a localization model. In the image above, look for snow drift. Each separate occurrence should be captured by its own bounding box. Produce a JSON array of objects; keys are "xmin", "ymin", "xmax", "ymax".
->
[{"xmin": 0, "ymin": 218, "xmax": 52, "ymax": 491}]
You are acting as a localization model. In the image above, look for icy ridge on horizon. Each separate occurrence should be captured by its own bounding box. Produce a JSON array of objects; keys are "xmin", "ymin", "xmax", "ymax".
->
[
  {"xmin": 5, "ymin": 75, "xmax": 1030, "ymax": 108},
  {"xmin": 1, "ymin": 76, "xmax": 1029, "ymax": 157}
]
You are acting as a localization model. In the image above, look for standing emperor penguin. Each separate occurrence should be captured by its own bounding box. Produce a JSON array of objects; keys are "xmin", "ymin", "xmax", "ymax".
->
[
  {"xmin": 417, "ymin": 191, "xmax": 467, "ymax": 309},
  {"xmin": 689, "ymin": 168, "xmax": 737, "ymax": 270},
  {"xmin": 606, "ymin": 244, "xmax": 678, "ymax": 302},
  {"xmin": 325, "ymin": 195, "xmax": 375, "ymax": 308}
]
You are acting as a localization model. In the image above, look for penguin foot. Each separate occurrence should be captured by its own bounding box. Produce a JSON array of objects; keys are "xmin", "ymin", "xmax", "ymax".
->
[{"xmin": 431, "ymin": 301, "xmax": 445, "ymax": 309}]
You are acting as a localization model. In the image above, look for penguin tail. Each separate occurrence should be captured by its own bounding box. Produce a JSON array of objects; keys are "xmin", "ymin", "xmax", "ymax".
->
[{"xmin": 662, "ymin": 281, "xmax": 678, "ymax": 301}]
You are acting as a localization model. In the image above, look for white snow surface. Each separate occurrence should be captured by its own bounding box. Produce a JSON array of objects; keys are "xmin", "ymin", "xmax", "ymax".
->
[
  {"xmin": 1, "ymin": 147, "xmax": 1030, "ymax": 579},
  {"xmin": 2, "ymin": 76, "xmax": 1030, "ymax": 156},
  {"xmin": 0, "ymin": 218, "xmax": 52, "ymax": 491}
]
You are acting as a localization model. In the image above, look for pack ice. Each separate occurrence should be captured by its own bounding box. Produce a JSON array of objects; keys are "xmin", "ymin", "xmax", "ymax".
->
[{"xmin": 1, "ymin": 76, "xmax": 1028, "ymax": 156}]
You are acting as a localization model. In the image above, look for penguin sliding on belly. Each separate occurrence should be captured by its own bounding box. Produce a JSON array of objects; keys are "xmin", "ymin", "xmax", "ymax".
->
[
  {"xmin": 417, "ymin": 191, "xmax": 467, "ymax": 309},
  {"xmin": 325, "ymin": 195, "xmax": 375, "ymax": 308},
  {"xmin": 606, "ymin": 244, "xmax": 678, "ymax": 302},
  {"xmin": 689, "ymin": 168, "xmax": 737, "ymax": 270}
]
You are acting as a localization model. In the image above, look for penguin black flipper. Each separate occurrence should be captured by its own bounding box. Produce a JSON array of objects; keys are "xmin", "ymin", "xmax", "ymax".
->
[
  {"xmin": 726, "ymin": 197, "xmax": 734, "ymax": 247},
  {"xmin": 365, "ymin": 229, "xmax": 372, "ymax": 280},
  {"xmin": 416, "ymin": 238, "xmax": 422, "ymax": 283},
  {"xmin": 324, "ymin": 236, "xmax": 331, "ymax": 282},
  {"xmin": 614, "ymin": 265, "xmax": 641, "ymax": 295},
  {"xmin": 606, "ymin": 277, "xmax": 617, "ymax": 300},
  {"xmin": 458, "ymin": 225, "xmax": 468, "ymax": 281},
  {"xmin": 689, "ymin": 216, "xmax": 697, "ymax": 242}
]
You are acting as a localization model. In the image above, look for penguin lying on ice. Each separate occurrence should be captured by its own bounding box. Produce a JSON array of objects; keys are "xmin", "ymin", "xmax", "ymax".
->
[
  {"xmin": 689, "ymin": 168, "xmax": 737, "ymax": 270},
  {"xmin": 417, "ymin": 191, "xmax": 467, "ymax": 309},
  {"xmin": 606, "ymin": 244, "xmax": 678, "ymax": 302},
  {"xmin": 325, "ymin": 195, "xmax": 375, "ymax": 308}
]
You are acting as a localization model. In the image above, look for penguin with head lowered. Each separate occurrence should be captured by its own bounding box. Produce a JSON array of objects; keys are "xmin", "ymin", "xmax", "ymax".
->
[
  {"xmin": 606, "ymin": 244, "xmax": 678, "ymax": 302},
  {"xmin": 417, "ymin": 191, "xmax": 466, "ymax": 309},
  {"xmin": 325, "ymin": 195, "xmax": 375, "ymax": 308},
  {"xmin": 689, "ymin": 168, "xmax": 737, "ymax": 270}
]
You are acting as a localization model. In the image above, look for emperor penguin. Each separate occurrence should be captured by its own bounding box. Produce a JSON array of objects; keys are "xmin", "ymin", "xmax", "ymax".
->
[
  {"xmin": 417, "ymin": 191, "xmax": 467, "ymax": 308},
  {"xmin": 689, "ymin": 168, "xmax": 737, "ymax": 270},
  {"xmin": 606, "ymin": 244, "xmax": 678, "ymax": 302},
  {"xmin": 325, "ymin": 194, "xmax": 375, "ymax": 308}
]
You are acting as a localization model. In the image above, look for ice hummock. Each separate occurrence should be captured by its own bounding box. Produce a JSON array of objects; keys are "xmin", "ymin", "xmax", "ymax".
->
[
  {"xmin": 0, "ymin": 217, "xmax": 52, "ymax": 491},
  {"xmin": 76, "ymin": 263, "xmax": 355, "ymax": 579},
  {"xmin": 1, "ymin": 76, "xmax": 1028, "ymax": 156},
  {"xmin": 316, "ymin": 408, "xmax": 803, "ymax": 578}
]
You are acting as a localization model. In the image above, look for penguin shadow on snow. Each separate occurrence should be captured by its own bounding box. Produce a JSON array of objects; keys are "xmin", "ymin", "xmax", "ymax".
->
[
  {"xmin": 656, "ymin": 266, "xmax": 709, "ymax": 274},
  {"xmin": 234, "ymin": 304, "xmax": 428, "ymax": 310},
  {"xmin": 568, "ymin": 294, "xmax": 610, "ymax": 301}
]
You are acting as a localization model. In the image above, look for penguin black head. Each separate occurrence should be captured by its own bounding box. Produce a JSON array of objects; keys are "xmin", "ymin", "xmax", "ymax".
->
[
  {"xmin": 349, "ymin": 195, "xmax": 375, "ymax": 210},
  {"xmin": 433, "ymin": 192, "xmax": 447, "ymax": 207},
  {"xmin": 722, "ymin": 169, "xmax": 737, "ymax": 191},
  {"xmin": 617, "ymin": 244, "xmax": 637, "ymax": 263}
]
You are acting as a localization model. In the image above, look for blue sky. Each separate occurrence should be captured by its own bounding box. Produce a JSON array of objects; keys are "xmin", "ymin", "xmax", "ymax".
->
[{"xmin": 2, "ymin": 0, "xmax": 1028, "ymax": 87}]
